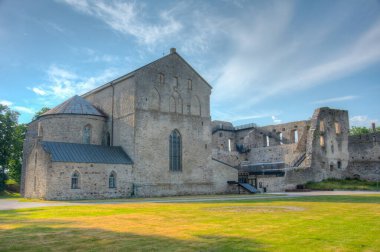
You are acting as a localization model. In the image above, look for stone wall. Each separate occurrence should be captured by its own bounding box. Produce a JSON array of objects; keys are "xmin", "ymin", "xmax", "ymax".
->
[
  {"xmin": 84, "ymin": 75, "xmax": 136, "ymax": 158},
  {"xmin": 307, "ymin": 107, "xmax": 349, "ymax": 179},
  {"xmin": 23, "ymin": 143, "xmax": 50, "ymax": 199},
  {"xmin": 346, "ymin": 133, "xmax": 380, "ymax": 181},
  {"xmin": 36, "ymin": 114, "xmax": 106, "ymax": 145},
  {"xmin": 247, "ymin": 144, "xmax": 298, "ymax": 165},
  {"xmin": 45, "ymin": 162, "xmax": 133, "ymax": 200},
  {"xmin": 212, "ymin": 149, "xmax": 242, "ymax": 167}
]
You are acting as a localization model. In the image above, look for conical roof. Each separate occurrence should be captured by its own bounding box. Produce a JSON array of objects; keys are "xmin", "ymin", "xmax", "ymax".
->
[{"xmin": 41, "ymin": 95, "xmax": 105, "ymax": 117}]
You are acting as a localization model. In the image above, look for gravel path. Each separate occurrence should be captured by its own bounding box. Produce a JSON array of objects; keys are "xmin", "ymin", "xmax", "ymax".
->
[{"xmin": 1, "ymin": 190, "xmax": 379, "ymax": 211}]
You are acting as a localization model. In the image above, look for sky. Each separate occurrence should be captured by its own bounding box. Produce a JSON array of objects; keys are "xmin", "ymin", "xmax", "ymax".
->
[{"xmin": 1, "ymin": 0, "xmax": 380, "ymax": 127}]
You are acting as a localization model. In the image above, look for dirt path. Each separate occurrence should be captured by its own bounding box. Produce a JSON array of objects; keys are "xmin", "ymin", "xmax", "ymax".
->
[{"xmin": 1, "ymin": 190, "xmax": 379, "ymax": 211}]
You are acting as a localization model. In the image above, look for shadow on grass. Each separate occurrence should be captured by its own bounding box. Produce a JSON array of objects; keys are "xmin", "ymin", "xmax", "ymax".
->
[{"xmin": 0, "ymin": 222, "xmax": 264, "ymax": 252}]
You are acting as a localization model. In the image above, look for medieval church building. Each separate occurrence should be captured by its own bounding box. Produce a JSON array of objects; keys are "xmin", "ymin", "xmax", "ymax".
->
[
  {"xmin": 21, "ymin": 48, "xmax": 379, "ymax": 200},
  {"xmin": 21, "ymin": 48, "xmax": 237, "ymax": 200}
]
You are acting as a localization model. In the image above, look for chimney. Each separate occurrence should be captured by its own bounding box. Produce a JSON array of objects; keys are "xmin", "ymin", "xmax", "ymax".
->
[
  {"xmin": 372, "ymin": 122, "xmax": 376, "ymax": 133},
  {"xmin": 170, "ymin": 48, "xmax": 176, "ymax": 54}
]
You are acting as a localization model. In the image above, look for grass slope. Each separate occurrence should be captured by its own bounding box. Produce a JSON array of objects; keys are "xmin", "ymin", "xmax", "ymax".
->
[
  {"xmin": 305, "ymin": 178, "xmax": 380, "ymax": 191},
  {"xmin": 0, "ymin": 195, "xmax": 379, "ymax": 251}
]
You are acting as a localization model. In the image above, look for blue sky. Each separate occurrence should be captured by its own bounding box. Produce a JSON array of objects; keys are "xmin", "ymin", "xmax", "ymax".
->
[{"xmin": 1, "ymin": 0, "xmax": 380, "ymax": 127}]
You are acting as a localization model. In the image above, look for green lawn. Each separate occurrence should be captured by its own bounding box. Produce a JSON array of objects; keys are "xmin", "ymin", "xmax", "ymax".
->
[
  {"xmin": 305, "ymin": 178, "xmax": 380, "ymax": 191},
  {"xmin": 0, "ymin": 195, "xmax": 379, "ymax": 251}
]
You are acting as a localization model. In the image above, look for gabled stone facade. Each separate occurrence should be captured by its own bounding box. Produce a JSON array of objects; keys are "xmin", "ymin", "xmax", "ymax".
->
[{"xmin": 21, "ymin": 49, "xmax": 238, "ymax": 200}]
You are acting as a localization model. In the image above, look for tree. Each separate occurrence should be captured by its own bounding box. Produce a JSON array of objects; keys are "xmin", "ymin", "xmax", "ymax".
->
[
  {"xmin": 0, "ymin": 104, "xmax": 20, "ymax": 191},
  {"xmin": 31, "ymin": 107, "xmax": 50, "ymax": 121},
  {"xmin": 349, "ymin": 126, "xmax": 370, "ymax": 136},
  {"xmin": 7, "ymin": 124, "xmax": 27, "ymax": 183}
]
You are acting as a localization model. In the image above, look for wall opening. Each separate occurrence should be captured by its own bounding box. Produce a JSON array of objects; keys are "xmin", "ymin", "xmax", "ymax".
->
[
  {"xmin": 320, "ymin": 136, "xmax": 325, "ymax": 147},
  {"xmin": 109, "ymin": 171, "xmax": 116, "ymax": 188},
  {"xmin": 319, "ymin": 121, "xmax": 325, "ymax": 132},
  {"xmin": 292, "ymin": 130, "xmax": 298, "ymax": 143},
  {"xmin": 335, "ymin": 122, "xmax": 341, "ymax": 134},
  {"xmin": 169, "ymin": 129, "xmax": 182, "ymax": 172},
  {"xmin": 228, "ymin": 139, "xmax": 232, "ymax": 152},
  {"xmin": 266, "ymin": 135, "xmax": 270, "ymax": 147},
  {"xmin": 187, "ymin": 79, "xmax": 192, "ymax": 90},
  {"xmin": 71, "ymin": 171, "xmax": 80, "ymax": 189},
  {"xmin": 83, "ymin": 124, "xmax": 92, "ymax": 144}
]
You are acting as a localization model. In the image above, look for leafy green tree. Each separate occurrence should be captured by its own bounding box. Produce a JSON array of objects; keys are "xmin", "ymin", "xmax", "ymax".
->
[
  {"xmin": 7, "ymin": 124, "xmax": 27, "ymax": 183},
  {"xmin": 32, "ymin": 107, "xmax": 50, "ymax": 121},
  {"xmin": 349, "ymin": 126, "xmax": 370, "ymax": 136},
  {"xmin": 0, "ymin": 105, "xmax": 20, "ymax": 191}
]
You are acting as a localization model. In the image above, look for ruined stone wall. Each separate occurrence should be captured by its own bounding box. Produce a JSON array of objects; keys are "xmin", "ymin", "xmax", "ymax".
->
[
  {"xmin": 307, "ymin": 107, "xmax": 349, "ymax": 180},
  {"xmin": 251, "ymin": 175, "xmax": 285, "ymax": 193},
  {"xmin": 23, "ymin": 143, "xmax": 50, "ymax": 199},
  {"xmin": 346, "ymin": 133, "xmax": 380, "ymax": 181},
  {"xmin": 212, "ymin": 149, "xmax": 242, "ymax": 167},
  {"xmin": 247, "ymin": 144, "xmax": 298, "ymax": 165},
  {"xmin": 45, "ymin": 161, "xmax": 133, "ymax": 200},
  {"xmin": 36, "ymin": 114, "xmax": 106, "ymax": 145}
]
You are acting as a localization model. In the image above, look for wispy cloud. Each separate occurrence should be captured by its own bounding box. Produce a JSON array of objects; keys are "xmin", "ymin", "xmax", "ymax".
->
[
  {"xmin": 31, "ymin": 87, "xmax": 47, "ymax": 96},
  {"xmin": 61, "ymin": 0, "xmax": 182, "ymax": 46},
  {"xmin": 0, "ymin": 100, "xmax": 35, "ymax": 114},
  {"xmin": 210, "ymin": 1, "xmax": 380, "ymax": 116},
  {"xmin": 31, "ymin": 65, "xmax": 119, "ymax": 104},
  {"xmin": 13, "ymin": 106, "xmax": 35, "ymax": 114},
  {"xmin": 350, "ymin": 115, "xmax": 379, "ymax": 127},
  {"xmin": 0, "ymin": 100, "xmax": 13, "ymax": 106},
  {"xmin": 312, "ymin": 95, "xmax": 358, "ymax": 104},
  {"xmin": 271, "ymin": 115, "xmax": 282, "ymax": 124}
]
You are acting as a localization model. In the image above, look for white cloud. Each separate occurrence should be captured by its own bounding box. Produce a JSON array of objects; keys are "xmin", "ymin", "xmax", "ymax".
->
[
  {"xmin": 0, "ymin": 100, "xmax": 13, "ymax": 106},
  {"xmin": 350, "ymin": 115, "xmax": 379, "ymax": 127},
  {"xmin": 61, "ymin": 0, "xmax": 182, "ymax": 46},
  {"xmin": 31, "ymin": 65, "xmax": 119, "ymax": 103},
  {"xmin": 271, "ymin": 115, "xmax": 282, "ymax": 124},
  {"xmin": 13, "ymin": 106, "xmax": 35, "ymax": 114},
  {"xmin": 312, "ymin": 95, "xmax": 358, "ymax": 104},
  {"xmin": 32, "ymin": 87, "xmax": 47, "ymax": 96},
  {"xmin": 211, "ymin": 2, "xmax": 380, "ymax": 114}
]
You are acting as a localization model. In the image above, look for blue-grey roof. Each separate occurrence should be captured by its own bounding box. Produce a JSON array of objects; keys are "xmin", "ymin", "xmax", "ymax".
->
[
  {"xmin": 41, "ymin": 95, "xmax": 105, "ymax": 117},
  {"xmin": 41, "ymin": 141, "xmax": 133, "ymax": 164}
]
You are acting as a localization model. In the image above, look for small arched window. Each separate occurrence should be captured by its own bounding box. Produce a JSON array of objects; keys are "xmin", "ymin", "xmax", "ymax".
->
[
  {"xmin": 83, "ymin": 124, "xmax": 92, "ymax": 144},
  {"xmin": 71, "ymin": 171, "xmax": 80, "ymax": 189},
  {"xmin": 169, "ymin": 130, "xmax": 182, "ymax": 171},
  {"xmin": 109, "ymin": 171, "xmax": 116, "ymax": 188}
]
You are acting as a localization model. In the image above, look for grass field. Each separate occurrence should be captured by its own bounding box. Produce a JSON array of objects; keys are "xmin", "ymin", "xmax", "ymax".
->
[
  {"xmin": 305, "ymin": 178, "xmax": 380, "ymax": 191},
  {"xmin": 0, "ymin": 195, "xmax": 379, "ymax": 251}
]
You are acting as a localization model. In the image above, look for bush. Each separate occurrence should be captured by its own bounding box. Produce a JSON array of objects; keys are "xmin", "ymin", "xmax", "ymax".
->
[{"xmin": 5, "ymin": 179, "xmax": 20, "ymax": 193}]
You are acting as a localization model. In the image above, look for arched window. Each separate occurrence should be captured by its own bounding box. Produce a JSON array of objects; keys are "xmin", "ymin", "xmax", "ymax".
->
[
  {"xmin": 38, "ymin": 122, "xmax": 43, "ymax": 137},
  {"xmin": 109, "ymin": 171, "xmax": 116, "ymax": 188},
  {"xmin": 169, "ymin": 130, "xmax": 182, "ymax": 171},
  {"xmin": 83, "ymin": 124, "xmax": 92, "ymax": 144},
  {"xmin": 71, "ymin": 171, "xmax": 80, "ymax": 189}
]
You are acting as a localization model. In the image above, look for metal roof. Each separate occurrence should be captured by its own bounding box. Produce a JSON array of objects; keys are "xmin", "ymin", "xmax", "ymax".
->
[
  {"xmin": 41, "ymin": 95, "xmax": 105, "ymax": 117},
  {"xmin": 41, "ymin": 141, "xmax": 133, "ymax": 164}
]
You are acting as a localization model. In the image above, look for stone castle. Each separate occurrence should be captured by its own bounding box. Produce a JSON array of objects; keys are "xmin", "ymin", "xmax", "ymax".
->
[{"xmin": 21, "ymin": 49, "xmax": 379, "ymax": 200}]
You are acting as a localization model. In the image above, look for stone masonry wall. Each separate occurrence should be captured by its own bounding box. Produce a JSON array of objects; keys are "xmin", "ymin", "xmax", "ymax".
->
[
  {"xmin": 307, "ymin": 107, "xmax": 349, "ymax": 180},
  {"xmin": 46, "ymin": 161, "xmax": 133, "ymax": 200},
  {"xmin": 346, "ymin": 133, "xmax": 380, "ymax": 181},
  {"xmin": 37, "ymin": 114, "xmax": 106, "ymax": 145},
  {"xmin": 24, "ymin": 143, "xmax": 50, "ymax": 199}
]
